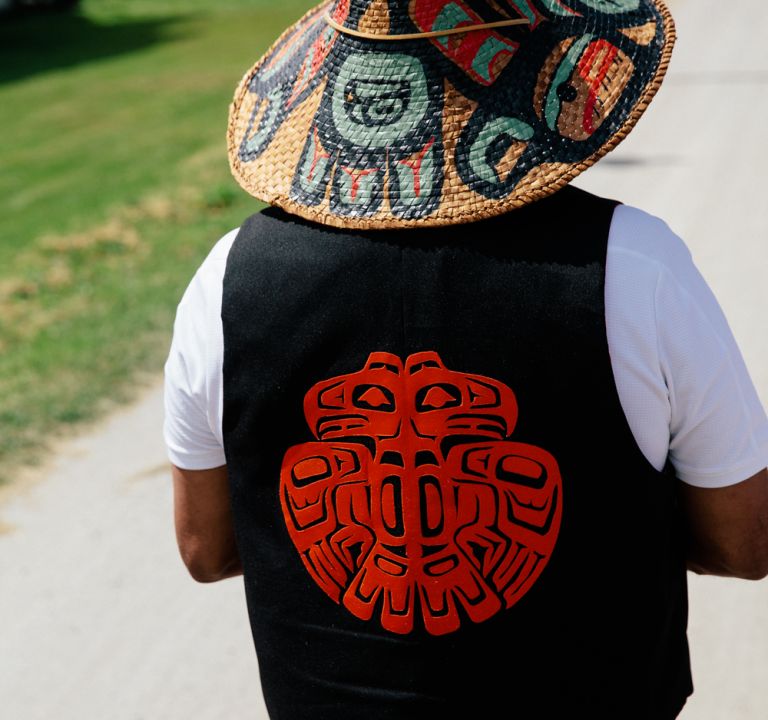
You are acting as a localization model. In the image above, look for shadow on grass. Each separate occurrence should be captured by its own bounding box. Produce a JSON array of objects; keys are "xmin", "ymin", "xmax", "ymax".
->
[{"xmin": 0, "ymin": 11, "xmax": 192, "ymax": 85}]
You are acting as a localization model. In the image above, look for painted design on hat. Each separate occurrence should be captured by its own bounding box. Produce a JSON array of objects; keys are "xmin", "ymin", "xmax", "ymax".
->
[
  {"xmin": 279, "ymin": 350, "xmax": 562, "ymax": 636},
  {"xmin": 239, "ymin": 2, "xmax": 350, "ymax": 162},
  {"xmin": 409, "ymin": 0, "xmax": 522, "ymax": 86},
  {"xmin": 229, "ymin": 0, "xmax": 674, "ymax": 228},
  {"xmin": 541, "ymin": 0, "xmax": 640, "ymax": 15},
  {"xmin": 454, "ymin": 114, "xmax": 533, "ymax": 197},
  {"xmin": 292, "ymin": 50, "xmax": 445, "ymax": 218},
  {"xmin": 534, "ymin": 34, "xmax": 635, "ymax": 141}
]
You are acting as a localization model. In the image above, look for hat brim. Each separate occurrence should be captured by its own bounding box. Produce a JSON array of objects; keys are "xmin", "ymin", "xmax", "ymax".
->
[{"xmin": 228, "ymin": 0, "xmax": 675, "ymax": 229}]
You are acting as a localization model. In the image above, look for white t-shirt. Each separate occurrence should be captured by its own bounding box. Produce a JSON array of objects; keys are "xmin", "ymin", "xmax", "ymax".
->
[{"xmin": 163, "ymin": 204, "xmax": 768, "ymax": 488}]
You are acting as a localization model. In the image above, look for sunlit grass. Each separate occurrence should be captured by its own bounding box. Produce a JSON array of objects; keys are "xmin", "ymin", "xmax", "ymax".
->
[{"xmin": 0, "ymin": 0, "xmax": 314, "ymax": 478}]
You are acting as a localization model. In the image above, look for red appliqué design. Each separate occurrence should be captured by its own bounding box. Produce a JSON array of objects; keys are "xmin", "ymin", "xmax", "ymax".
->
[{"xmin": 279, "ymin": 351, "xmax": 562, "ymax": 635}]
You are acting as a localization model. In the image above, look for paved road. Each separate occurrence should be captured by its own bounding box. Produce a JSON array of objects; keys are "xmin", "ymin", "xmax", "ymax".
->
[
  {"xmin": 2, "ymin": 1, "xmax": 766, "ymax": 718},
  {"xmin": 0, "ymin": 385, "xmax": 268, "ymax": 720}
]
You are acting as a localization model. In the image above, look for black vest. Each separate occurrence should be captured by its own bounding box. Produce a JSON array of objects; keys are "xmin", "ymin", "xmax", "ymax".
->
[{"xmin": 222, "ymin": 186, "xmax": 692, "ymax": 720}]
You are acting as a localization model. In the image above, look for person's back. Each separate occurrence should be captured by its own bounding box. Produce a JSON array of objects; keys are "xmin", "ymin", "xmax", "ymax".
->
[
  {"xmin": 218, "ymin": 186, "xmax": 690, "ymax": 718},
  {"xmin": 164, "ymin": 1, "xmax": 768, "ymax": 717}
]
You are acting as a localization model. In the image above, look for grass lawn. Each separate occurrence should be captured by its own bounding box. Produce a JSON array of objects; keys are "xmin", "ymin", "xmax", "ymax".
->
[{"xmin": 0, "ymin": 0, "xmax": 315, "ymax": 480}]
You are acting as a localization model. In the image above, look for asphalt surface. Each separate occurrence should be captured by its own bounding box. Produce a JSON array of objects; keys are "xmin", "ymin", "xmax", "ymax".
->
[{"xmin": 2, "ymin": 1, "xmax": 766, "ymax": 717}]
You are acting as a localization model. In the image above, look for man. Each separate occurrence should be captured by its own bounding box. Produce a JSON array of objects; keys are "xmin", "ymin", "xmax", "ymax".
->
[{"xmin": 165, "ymin": 1, "xmax": 768, "ymax": 717}]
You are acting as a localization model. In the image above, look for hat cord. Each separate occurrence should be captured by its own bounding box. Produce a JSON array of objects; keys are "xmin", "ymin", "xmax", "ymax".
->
[{"xmin": 324, "ymin": 13, "xmax": 530, "ymax": 41}]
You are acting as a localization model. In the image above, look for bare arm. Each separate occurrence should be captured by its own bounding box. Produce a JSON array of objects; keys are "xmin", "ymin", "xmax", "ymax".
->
[
  {"xmin": 172, "ymin": 464, "xmax": 243, "ymax": 583},
  {"xmin": 679, "ymin": 468, "xmax": 768, "ymax": 580}
]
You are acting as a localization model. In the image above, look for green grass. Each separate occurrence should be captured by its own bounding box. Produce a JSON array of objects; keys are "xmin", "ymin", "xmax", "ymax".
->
[{"xmin": 0, "ymin": 0, "xmax": 315, "ymax": 480}]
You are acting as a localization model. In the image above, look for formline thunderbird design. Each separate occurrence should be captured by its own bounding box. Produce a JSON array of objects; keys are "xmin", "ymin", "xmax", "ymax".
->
[{"xmin": 280, "ymin": 350, "xmax": 563, "ymax": 636}]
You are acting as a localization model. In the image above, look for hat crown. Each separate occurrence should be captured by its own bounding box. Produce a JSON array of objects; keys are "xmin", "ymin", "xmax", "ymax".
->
[{"xmin": 330, "ymin": 0, "xmax": 532, "ymax": 36}]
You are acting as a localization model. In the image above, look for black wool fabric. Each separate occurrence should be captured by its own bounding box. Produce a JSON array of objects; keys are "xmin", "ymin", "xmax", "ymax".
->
[{"xmin": 221, "ymin": 185, "xmax": 693, "ymax": 720}]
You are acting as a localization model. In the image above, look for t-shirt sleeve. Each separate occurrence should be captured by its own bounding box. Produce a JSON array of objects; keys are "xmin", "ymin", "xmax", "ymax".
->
[
  {"xmin": 656, "ymin": 245, "xmax": 768, "ymax": 487},
  {"xmin": 163, "ymin": 229, "xmax": 238, "ymax": 470},
  {"xmin": 610, "ymin": 206, "xmax": 768, "ymax": 488}
]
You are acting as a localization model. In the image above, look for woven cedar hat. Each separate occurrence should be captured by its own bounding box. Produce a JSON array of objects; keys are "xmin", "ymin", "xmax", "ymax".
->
[{"xmin": 228, "ymin": 0, "xmax": 674, "ymax": 229}]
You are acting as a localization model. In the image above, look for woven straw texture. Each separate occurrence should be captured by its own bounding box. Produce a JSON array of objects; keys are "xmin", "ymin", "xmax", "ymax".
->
[{"xmin": 228, "ymin": 0, "xmax": 675, "ymax": 229}]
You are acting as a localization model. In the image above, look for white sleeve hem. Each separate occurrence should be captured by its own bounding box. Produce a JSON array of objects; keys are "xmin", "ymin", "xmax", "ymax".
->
[
  {"xmin": 165, "ymin": 445, "xmax": 228, "ymax": 471},
  {"xmin": 675, "ymin": 446, "xmax": 768, "ymax": 488}
]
